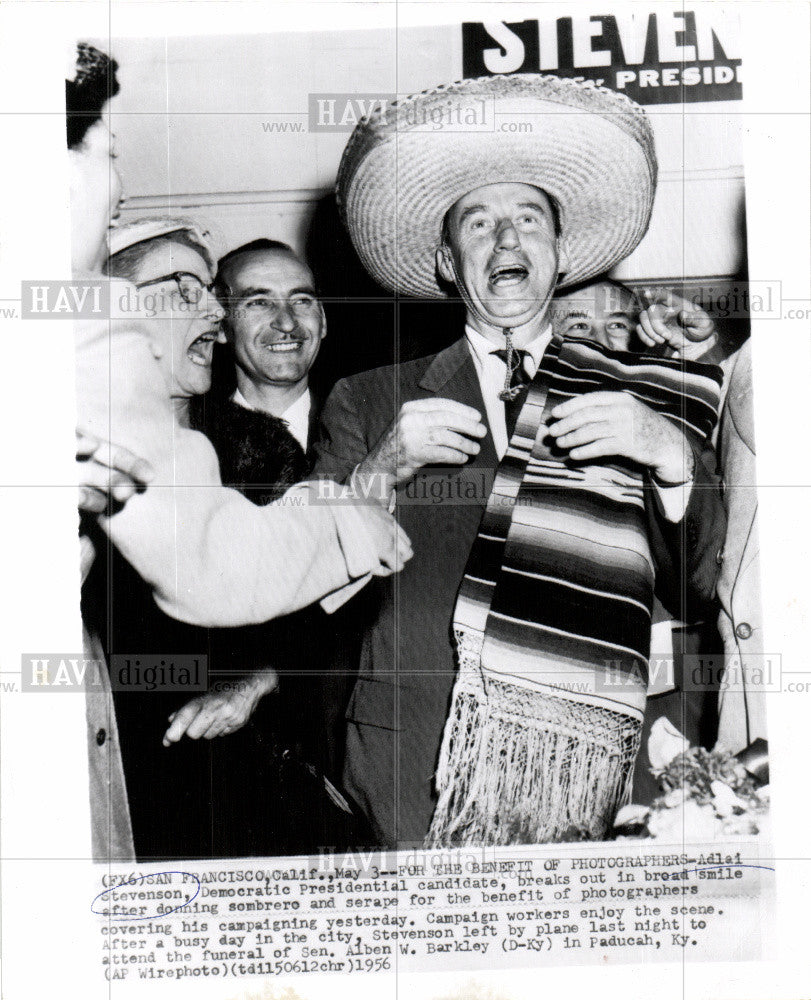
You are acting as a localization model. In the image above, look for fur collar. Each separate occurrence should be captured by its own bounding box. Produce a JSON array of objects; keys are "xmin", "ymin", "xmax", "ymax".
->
[{"xmin": 194, "ymin": 398, "xmax": 310, "ymax": 506}]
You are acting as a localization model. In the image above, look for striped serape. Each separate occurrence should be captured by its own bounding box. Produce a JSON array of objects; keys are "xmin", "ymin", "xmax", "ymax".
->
[{"xmin": 427, "ymin": 338, "xmax": 722, "ymax": 847}]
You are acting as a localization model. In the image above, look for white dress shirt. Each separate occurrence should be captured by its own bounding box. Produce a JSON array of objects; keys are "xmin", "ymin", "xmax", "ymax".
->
[
  {"xmin": 232, "ymin": 386, "xmax": 311, "ymax": 451},
  {"xmin": 463, "ymin": 324, "xmax": 691, "ymax": 523},
  {"xmin": 464, "ymin": 322, "xmax": 552, "ymax": 461}
]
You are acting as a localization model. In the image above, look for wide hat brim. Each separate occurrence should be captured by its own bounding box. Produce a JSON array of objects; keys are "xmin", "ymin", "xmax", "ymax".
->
[{"xmin": 338, "ymin": 74, "xmax": 657, "ymax": 299}]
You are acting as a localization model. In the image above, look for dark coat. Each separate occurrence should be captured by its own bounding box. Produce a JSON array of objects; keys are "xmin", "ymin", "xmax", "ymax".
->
[
  {"xmin": 313, "ymin": 334, "xmax": 727, "ymax": 848},
  {"xmin": 200, "ymin": 396, "xmax": 311, "ymax": 498},
  {"xmin": 195, "ymin": 395, "xmax": 358, "ymax": 784},
  {"xmin": 102, "ymin": 395, "xmax": 356, "ymax": 860}
]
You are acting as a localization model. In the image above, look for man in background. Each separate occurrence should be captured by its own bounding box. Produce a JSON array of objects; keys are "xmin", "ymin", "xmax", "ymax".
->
[
  {"xmin": 631, "ymin": 287, "xmax": 765, "ymax": 756},
  {"xmin": 551, "ymin": 275, "xmax": 764, "ymax": 782},
  {"xmin": 171, "ymin": 240, "xmax": 362, "ymax": 849},
  {"xmin": 203, "ymin": 239, "xmax": 326, "ymax": 462},
  {"xmin": 549, "ymin": 278, "xmax": 640, "ymax": 351}
]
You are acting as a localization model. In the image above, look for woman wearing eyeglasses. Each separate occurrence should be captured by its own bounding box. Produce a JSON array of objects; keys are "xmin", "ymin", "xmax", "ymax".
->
[
  {"xmin": 70, "ymin": 42, "xmax": 408, "ymax": 632},
  {"xmin": 92, "ymin": 220, "xmax": 257, "ymax": 858},
  {"xmin": 103, "ymin": 218, "xmax": 227, "ymax": 423},
  {"xmin": 70, "ymin": 44, "xmax": 410, "ymax": 861}
]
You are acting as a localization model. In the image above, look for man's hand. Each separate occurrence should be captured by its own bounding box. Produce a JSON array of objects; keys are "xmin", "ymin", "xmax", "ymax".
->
[
  {"xmin": 356, "ymin": 399, "xmax": 487, "ymax": 494},
  {"xmin": 162, "ymin": 669, "xmax": 279, "ymax": 746},
  {"xmin": 637, "ymin": 289, "xmax": 717, "ymax": 360},
  {"xmin": 547, "ymin": 391, "xmax": 695, "ymax": 485},
  {"xmin": 76, "ymin": 429, "xmax": 155, "ymax": 513}
]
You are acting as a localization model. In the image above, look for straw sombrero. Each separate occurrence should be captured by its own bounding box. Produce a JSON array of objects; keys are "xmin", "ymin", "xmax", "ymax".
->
[{"xmin": 337, "ymin": 74, "xmax": 657, "ymax": 299}]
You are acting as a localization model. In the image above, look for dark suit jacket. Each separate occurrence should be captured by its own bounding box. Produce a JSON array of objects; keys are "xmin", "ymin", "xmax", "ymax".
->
[{"xmin": 314, "ymin": 334, "xmax": 726, "ymax": 847}]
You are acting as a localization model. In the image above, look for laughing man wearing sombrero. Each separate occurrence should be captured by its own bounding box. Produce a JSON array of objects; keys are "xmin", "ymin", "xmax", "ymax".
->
[{"xmin": 314, "ymin": 74, "xmax": 726, "ymax": 848}]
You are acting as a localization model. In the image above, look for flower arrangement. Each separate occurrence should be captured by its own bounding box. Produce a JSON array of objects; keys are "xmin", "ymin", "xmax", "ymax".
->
[{"xmin": 614, "ymin": 719, "xmax": 769, "ymax": 841}]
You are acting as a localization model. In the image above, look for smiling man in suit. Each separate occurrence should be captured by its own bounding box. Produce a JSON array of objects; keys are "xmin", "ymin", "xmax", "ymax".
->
[
  {"xmin": 315, "ymin": 74, "xmax": 727, "ymax": 848},
  {"xmin": 171, "ymin": 241, "xmax": 330, "ymax": 771},
  {"xmin": 169, "ymin": 240, "xmax": 362, "ymax": 850},
  {"xmin": 212, "ymin": 240, "xmax": 326, "ymax": 456}
]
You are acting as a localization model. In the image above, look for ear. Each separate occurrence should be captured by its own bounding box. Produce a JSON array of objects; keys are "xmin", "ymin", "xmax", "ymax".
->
[
  {"xmin": 318, "ymin": 303, "xmax": 327, "ymax": 340},
  {"xmin": 435, "ymin": 245, "xmax": 454, "ymax": 284},
  {"xmin": 556, "ymin": 235, "xmax": 572, "ymax": 280}
]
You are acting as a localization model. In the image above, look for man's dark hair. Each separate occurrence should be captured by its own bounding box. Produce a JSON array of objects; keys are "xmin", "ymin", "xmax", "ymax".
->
[
  {"xmin": 66, "ymin": 42, "xmax": 120, "ymax": 150},
  {"xmin": 215, "ymin": 239, "xmax": 296, "ymax": 300}
]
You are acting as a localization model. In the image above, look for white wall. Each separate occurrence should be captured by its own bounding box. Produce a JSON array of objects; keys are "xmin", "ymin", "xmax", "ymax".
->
[{"xmin": 106, "ymin": 25, "xmax": 745, "ymax": 280}]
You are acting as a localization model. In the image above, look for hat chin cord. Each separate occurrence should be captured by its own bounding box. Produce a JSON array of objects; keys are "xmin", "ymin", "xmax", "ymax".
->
[{"xmin": 444, "ymin": 247, "xmax": 557, "ymax": 402}]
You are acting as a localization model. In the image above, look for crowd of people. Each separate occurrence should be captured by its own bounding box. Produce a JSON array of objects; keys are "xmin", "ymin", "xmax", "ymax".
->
[{"xmin": 69, "ymin": 43, "xmax": 764, "ymax": 861}]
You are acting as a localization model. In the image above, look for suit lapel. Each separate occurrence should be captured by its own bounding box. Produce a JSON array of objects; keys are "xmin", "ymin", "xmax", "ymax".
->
[
  {"xmin": 418, "ymin": 337, "xmax": 499, "ymax": 473},
  {"xmin": 418, "ymin": 337, "xmax": 472, "ymax": 393},
  {"xmin": 305, "ymin": 387, "xmax": 321, "ymax": 466}
]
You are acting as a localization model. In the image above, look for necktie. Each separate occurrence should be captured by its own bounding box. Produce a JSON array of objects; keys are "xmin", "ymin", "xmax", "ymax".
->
[{"xmin": 493, "ymin": 349, "xmax": 532, "ymax": 437}]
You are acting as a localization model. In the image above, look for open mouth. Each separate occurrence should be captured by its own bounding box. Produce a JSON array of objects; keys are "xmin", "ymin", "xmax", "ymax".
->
[
  {"xmin": 187, "ymin": 330, "xmax": 218, "ymax": 367},
  {"xmin": 261, "ymin": 340, "xmax": 304, "ymax": 354},
  {"xmin": 489, "ymin": 263, "xmax": 529, "ymax": 286}
]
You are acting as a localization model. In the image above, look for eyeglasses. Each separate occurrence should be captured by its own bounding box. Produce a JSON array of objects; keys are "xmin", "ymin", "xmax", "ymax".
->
[{"xmin": 135, "ymin": 271, "xmax": 217, "ymax": 305}]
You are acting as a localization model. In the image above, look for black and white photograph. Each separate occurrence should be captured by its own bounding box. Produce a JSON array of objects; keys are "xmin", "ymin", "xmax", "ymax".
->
[
  {"xmin": 1, "ymin": 2, "xmax": 810, "ymax": 999},
  {"xmin": 73, "ymin": 5, "xmax": 765, "ymax": 858}
]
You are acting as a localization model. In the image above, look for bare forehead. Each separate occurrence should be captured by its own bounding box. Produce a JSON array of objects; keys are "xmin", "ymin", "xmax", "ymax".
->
[
  {"xmin": 227, "ymin": 249, "xmax": 314, "ymax": 291},
  {"xmin": 449, "ymin": 182, "xmax": 551, "ymax": 218}
]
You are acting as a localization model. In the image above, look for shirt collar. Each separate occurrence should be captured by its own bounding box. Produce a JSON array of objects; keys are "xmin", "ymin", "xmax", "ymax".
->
[
  {"xmin": 232, "ymin": 386, "xmax": 253, "ymax": 411},
  {"xmin": 283, "ymin": 388, "xmax": 311, "ymax": 429},
  {"xmin": 232, "ymin": 386, "xmax": 312, "ymax": 449},
  {"xmin": 231, "ymin": 386, "xmax": 311, "ymax": 423},
  {"xmin": 464, "ymin": 322, "xmax": 553, "ymax": 376}
]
